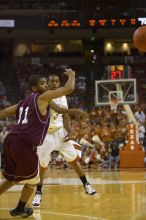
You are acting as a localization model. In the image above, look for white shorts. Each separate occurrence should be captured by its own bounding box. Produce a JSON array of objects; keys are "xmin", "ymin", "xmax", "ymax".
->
[{"xmin": 37, "ymin": 128, "xmax": 82, "ymax": 168}]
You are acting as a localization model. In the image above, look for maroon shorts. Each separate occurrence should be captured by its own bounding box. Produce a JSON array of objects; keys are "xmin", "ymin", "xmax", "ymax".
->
[{"xmin": 2, "ymin": 133, "xmax": 38, "ymax": 182}]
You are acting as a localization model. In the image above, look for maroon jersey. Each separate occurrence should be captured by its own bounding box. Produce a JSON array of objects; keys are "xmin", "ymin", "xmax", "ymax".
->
[{"xmin": 10, "ymin": 93, "xmax": 50, "ymax": 146}]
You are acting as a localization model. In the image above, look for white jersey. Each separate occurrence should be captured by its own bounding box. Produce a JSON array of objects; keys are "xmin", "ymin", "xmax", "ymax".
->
[
  {"xmin": 48, "ymin": 96, "xmax": 68, "ymax": 132},
  {"xmin": 37, "ymin": 95, "xmax": 82, "ymax": 167}
]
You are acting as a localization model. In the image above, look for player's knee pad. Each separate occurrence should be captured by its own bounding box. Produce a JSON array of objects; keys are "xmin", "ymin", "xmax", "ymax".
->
[
  {"xmin": 25, "ymin": 183, "xmax": 36, "ymax": 189},
  {"xmin": 20, "ymin": 176, "xmax": 40, "ymax": 185}
]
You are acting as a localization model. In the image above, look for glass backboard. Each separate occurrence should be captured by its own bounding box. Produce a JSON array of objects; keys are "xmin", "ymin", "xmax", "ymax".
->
[{"xmin": 95, "ymin": 79, "xmax": 137, "ymax": 106}]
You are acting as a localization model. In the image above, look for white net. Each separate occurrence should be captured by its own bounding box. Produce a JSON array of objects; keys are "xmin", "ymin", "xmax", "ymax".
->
[{"xmin": 110, "ymin": 99, "xmax": 120, "ymax": 113}]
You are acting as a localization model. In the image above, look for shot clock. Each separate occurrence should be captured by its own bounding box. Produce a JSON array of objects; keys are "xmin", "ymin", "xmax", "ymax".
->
[{"xmin": 107, "ymin": 65, "xmax": 132, "ymax": 79}]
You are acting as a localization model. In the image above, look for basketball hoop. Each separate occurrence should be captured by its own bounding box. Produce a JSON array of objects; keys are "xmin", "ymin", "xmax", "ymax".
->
[{"xmin": 110, "ymin": 98, "xmax": 120, "ymax": 113}]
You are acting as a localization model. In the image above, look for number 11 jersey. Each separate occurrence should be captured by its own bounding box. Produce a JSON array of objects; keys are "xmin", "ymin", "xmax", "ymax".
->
[{"xmin": 10, "ymin": 93, "xmax": 50, "ymax": 146}]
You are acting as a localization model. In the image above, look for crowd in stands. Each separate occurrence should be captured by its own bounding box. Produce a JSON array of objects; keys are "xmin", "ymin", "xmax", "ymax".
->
[{"xmin": 49, "ymin": 104, "xmax": 146, "ymax": 171}]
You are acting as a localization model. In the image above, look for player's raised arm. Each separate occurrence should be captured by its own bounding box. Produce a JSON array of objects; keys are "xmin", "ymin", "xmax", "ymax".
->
[
  {"xmin": 38, "ymin": 69, "xmax": 75, "ymax": 104},
  {"xmin": 0, "ymin": 104, "xmax": 18, "ymax": 119}
]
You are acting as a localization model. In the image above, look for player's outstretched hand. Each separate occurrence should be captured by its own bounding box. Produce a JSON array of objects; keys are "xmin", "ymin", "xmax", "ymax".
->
[{"xmin": 64, "ymin": 69, "xmax": 75, "ymax": 77}]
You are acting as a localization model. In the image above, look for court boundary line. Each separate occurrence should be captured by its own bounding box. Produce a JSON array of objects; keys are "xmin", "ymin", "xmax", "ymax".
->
[
  {"xmin": 39, "ymin": 210, "xmax": 107, "ymax": 220},
  {"xmin": 0, "ymin": 208, "xmax": 107, "ymax": 220}
]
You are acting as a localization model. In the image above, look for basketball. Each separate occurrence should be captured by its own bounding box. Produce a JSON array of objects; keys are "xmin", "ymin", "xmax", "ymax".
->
[{"xmin": 133, "ymin": 26, "xmax": 146, "ymax": 51}]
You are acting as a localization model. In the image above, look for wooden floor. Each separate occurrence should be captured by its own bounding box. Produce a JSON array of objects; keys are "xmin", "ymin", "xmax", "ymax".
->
[{"xmin": 1, "ymin": 168, "xmax": 146, "ymax": 220}]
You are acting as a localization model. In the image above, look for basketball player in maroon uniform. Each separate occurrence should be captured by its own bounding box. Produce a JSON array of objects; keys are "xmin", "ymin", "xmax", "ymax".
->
[{"xmin": 0, "ymin": 69, "xmax": 75, "ymax": 218}]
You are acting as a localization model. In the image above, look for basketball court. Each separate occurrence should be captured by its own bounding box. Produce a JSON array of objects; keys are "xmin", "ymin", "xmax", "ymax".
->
[{"xmin": 1, "ymin": 168, "xmax": 146, "ymax": 220}]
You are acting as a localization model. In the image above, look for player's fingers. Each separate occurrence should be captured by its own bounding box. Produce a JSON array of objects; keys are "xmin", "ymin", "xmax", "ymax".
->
[{"xmin": 62, "ymin": 135, "xmax": 70, "ymax": 142}]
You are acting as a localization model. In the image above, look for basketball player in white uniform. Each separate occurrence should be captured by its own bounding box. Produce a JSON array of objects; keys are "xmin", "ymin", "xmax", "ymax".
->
[{"xmin": 32, "ymin": 75, "xmax": 96, "ymax": 207}]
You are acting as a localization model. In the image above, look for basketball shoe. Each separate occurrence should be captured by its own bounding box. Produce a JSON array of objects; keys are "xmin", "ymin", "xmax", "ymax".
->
[
  {"xmin": 84, "ymin": 183, "xmax": 96, "ymax": 195},
  {"xmin": 10, "ymin": 207, "xmax": 33, "ymax": 218},
  {"xmin": 32, "ymin": 191, "xmax": 42, "ymax": 207}
]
